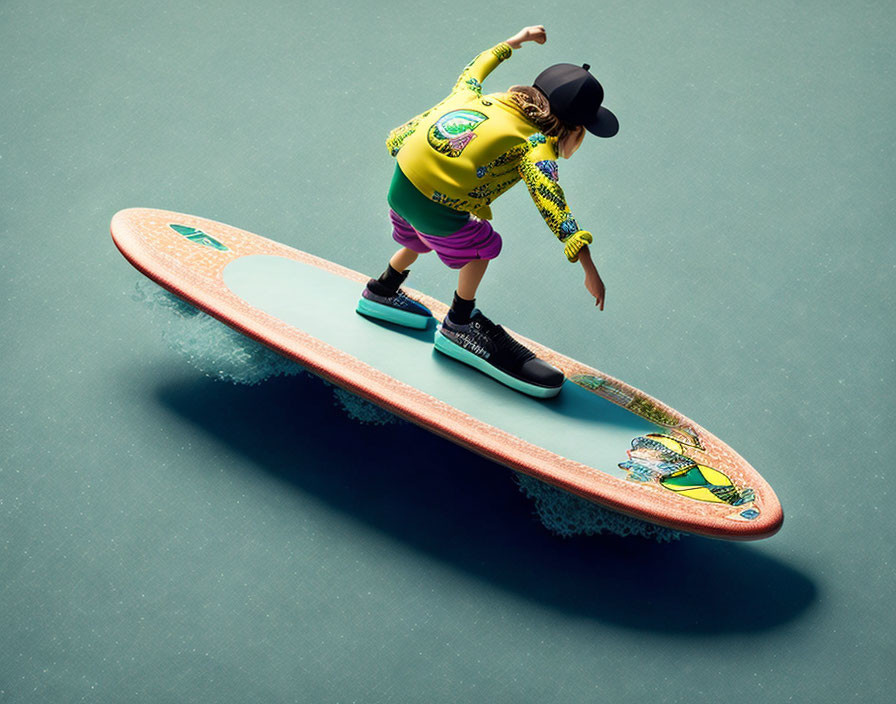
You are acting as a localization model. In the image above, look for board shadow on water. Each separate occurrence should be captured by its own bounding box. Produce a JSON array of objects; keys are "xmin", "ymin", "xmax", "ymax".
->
[{"xmin": 154, "ymin": 371, "xmax": 817, "ymax": 635}]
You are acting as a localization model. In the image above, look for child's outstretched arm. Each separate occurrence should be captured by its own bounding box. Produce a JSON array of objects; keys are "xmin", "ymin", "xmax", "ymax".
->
[
  {"xmin": 387, "ymin": 27, "xmax": 545, "ymax": 156},
  {"xmin": 577, "ymin": 245, "xmax": 606, "ymax": 310},
  {"xmin": 452, "ymin": 43, "xmax": 513, "ymax": 96},
  {"xmin": 518, "ymin": 136, "xmax": 585, "ymax": 249},
  {"xmin": 452, "ymin": 26, "xmax": 545, "ymax": 95},
  {"xmin": 518, "ymin": 136, "xmax": 606, "ymax": 309}
]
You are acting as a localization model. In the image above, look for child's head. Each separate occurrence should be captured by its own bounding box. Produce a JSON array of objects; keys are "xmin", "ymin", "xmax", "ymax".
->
[
  {"xmin": 508, "ymin": 63, "xmax": 618, "ymax": 157},
  {"xmin": 505, "ymin": 85, "xmax": 586, "ymax": 158}
]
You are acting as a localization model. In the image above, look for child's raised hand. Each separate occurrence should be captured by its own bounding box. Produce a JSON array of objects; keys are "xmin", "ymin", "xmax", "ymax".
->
[{"xmin": 506, "ymin": 25, "xmax": 547, "ymax": 49}]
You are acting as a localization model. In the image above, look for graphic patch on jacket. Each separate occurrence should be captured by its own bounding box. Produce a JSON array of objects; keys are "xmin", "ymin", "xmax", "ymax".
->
[{"xmin": 427, "ymin": 109, "xmax": 488, "ymax": 158}]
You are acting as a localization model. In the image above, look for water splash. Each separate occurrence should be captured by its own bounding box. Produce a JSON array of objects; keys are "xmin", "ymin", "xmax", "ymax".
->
[
  {"xmin": 132, "ymin": 279, "xmax": 304, "ymax": 385},
  {"xmin": 331, "ymin": 386, "xmax": 403, "ymax": 426},
  {"xmin": 514, "ymin": 473, "xmax": 682, "ymax": 541}
]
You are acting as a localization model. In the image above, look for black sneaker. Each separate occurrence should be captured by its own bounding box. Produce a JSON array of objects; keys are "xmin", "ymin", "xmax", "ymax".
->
[
  {"xmin": 356, "ymin": 279, "xmax": 432, "ymax": 329},
  {"xmin": 434, "ymin": 310, "xmax": 564, "ymax": 398}
]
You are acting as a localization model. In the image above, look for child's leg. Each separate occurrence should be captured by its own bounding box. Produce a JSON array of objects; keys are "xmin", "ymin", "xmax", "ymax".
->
[
  {"xmin": 427, "ymin": 222, "xmax": 563, "ymax": 395},
  {"xmin": 456, "ymin": 259, "xmax": 489, "ymax": 300},
  {"xmin": 370, "ymin": 247, "xmax": 424, "ymax": 296},
  {"xmin": 449, "ymin": 259, "xmax": 489, "ymax": 324},
  {"xmin": 356, "ymin": 208, "xmax": 433, "ymax": 330},
  {"xmin": 414, "ymin": 216, "xmax": 498, "ymax": 325},
  {"xmin": 368, "ymin": 211, "xmax": 432, "ymax": 296},
  {"xmin": 389, "ymin": 247, "xmax": 420, "ymax": 273}
]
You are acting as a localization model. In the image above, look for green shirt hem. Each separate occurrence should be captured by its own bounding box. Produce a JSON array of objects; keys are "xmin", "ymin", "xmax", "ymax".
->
[{"xmin": 387, "ymin": 163, "xmax": 469, "ymax": 237}]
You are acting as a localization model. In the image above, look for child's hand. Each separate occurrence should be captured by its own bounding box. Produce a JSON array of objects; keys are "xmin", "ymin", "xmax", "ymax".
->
[
  {"xmin": 578, "ymin": 246, "xmax": 606, "ymax": 310},
  {"xmin": 584, "ymin": 266, "xmax": 606, "ymax": 310},
  {"xmin": 506, "ymin": 25, "xmax": 547, "ymax": 49}
]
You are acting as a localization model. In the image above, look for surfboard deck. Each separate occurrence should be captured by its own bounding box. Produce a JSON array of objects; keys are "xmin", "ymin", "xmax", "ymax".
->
[{"xmin": 111, "ymin": 208, "xmax": 783, "ymax": 540}]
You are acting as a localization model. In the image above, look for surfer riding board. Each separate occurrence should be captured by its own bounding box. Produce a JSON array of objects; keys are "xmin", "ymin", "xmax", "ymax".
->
[
  {"xmin": 111, "ymin": 27, "xmax": 782, "ymax": 540},
  {"xmin": 360, "ymin": 26, "xmax": 613, "ymax": 399}
]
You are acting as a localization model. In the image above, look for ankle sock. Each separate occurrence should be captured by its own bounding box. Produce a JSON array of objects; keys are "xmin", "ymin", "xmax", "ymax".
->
[
  {"xmin": 380, "ymin": 264, "xmax": 407, "ymax": 291},
  {"xmin": 448, "ymin": 291, "xmax": 475, "ymax": 324},
  {"xmin": 369, "ymin": 264, "xmax": 407, "ymax": 295}
]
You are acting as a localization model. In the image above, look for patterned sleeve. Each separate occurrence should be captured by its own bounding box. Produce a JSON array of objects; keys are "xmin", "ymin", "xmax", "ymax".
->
[
  {"xmin": 386, "ymin": 43, "xmax": 513, "ymax": 157},
  {"xmin": 452, "ymin": 42, "xmax": 513, "ymax": 96},
  {"xmin": 518, "ymin": 135, "xmax": 585, "ymax": 245}
]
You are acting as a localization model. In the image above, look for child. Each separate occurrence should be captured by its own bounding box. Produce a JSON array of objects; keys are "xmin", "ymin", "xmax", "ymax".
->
[{"xmin": 357, "ymin": 25, "xmax": 617, "ymax": 398}]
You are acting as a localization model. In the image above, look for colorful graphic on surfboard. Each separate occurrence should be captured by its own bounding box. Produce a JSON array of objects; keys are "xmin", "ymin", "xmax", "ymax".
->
[{"xmin": 110, "ymin": 208, "xmax": 783, "ymax": 540}]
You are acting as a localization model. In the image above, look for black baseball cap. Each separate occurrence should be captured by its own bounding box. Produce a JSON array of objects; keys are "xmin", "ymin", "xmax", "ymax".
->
[{"xmin": 533, "ymin": 63, "xmax": 619, "ymax": 138}]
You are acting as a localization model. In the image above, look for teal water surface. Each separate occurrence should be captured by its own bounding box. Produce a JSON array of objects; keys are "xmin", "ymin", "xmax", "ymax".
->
[{"xmin": 1, "ymin": 0, "xmax": 893, "ymax": 702}]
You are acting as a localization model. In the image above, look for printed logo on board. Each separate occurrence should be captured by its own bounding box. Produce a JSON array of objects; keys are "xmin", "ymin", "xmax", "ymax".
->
[
  {"xmin": 618, "ymin": 433, "xmax": 760, "ymax": 521},
  {"xmin": 169, "ymin": 224, "xmax": 229, "ymax": 251}
]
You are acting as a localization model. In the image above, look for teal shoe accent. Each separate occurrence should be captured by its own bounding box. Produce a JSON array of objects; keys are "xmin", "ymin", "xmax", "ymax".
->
[
  {"xmin": 434, "ymin": 329, "xmax": 562, "ymax": 399},
  {"xmin": 357, "ymin": 296, "xmax": 431, "ymax": 329}
]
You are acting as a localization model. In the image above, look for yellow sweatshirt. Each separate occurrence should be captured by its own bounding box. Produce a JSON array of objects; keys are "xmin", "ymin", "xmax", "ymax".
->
[{"xmin": 386, "ymin": 42, "xmax": 591, "ymax": 255}]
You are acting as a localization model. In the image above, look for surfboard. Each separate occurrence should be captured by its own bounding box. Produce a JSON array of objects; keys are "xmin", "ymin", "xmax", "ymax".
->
[{"xmin": 111, "ymin": 208, "xmax": 783, "ymax": 540}]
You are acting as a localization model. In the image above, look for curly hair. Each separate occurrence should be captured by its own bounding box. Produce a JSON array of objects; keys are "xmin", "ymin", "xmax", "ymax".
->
[{"xmin": 504, "ymin": 85, "xmax": 585, "ymax": 158}]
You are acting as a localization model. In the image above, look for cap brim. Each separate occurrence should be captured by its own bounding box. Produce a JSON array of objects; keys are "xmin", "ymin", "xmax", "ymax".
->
[{"xmin": 585, "ymin": 106, "xmax": 619, "ymax": 138}]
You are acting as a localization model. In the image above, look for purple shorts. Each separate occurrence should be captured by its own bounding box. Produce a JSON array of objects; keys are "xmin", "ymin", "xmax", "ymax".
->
[{"xmin": 389, "ymin": 209, "xmax": 502, "ymax": 269}]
